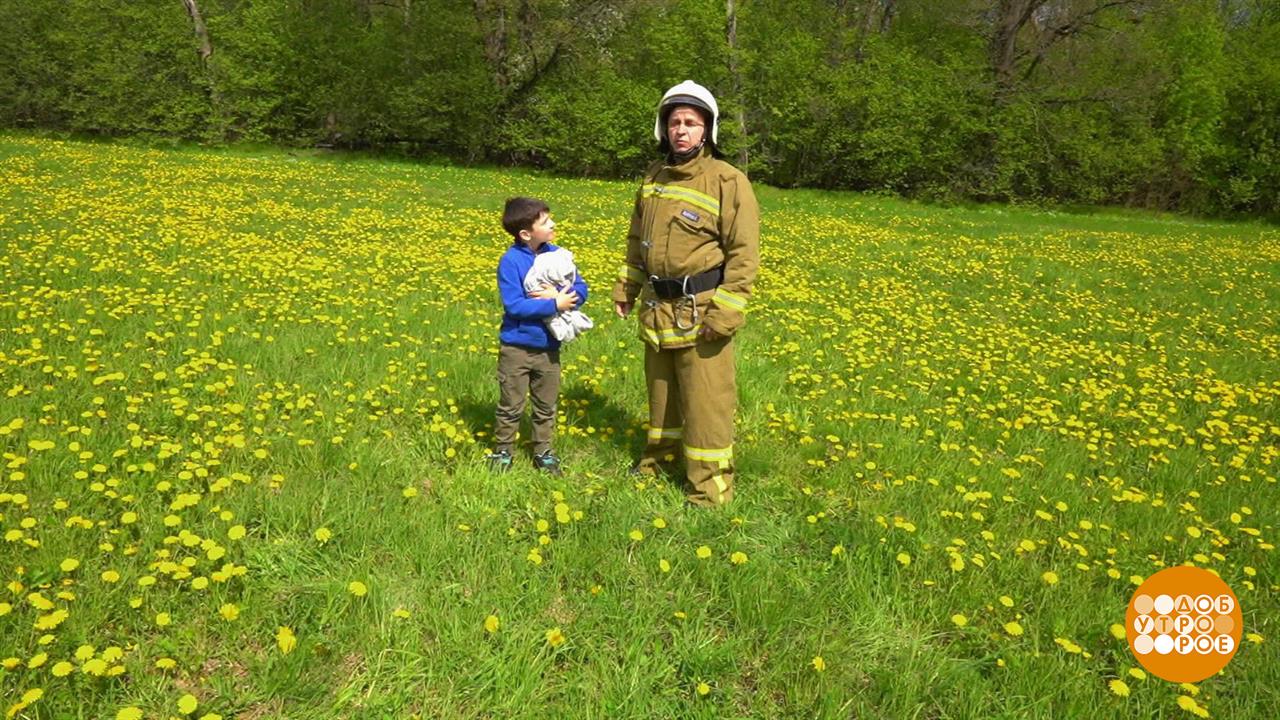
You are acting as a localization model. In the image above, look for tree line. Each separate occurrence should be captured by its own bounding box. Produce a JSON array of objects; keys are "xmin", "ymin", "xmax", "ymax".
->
[{"xmin": 1, "ymin": 0, "xmax": 1276, "ymax": 217}]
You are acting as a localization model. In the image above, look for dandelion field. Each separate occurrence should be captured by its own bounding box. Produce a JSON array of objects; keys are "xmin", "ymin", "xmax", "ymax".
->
[{"xmin": 0, "ymin": 134, "xmax": 1277, "ymax": 719}]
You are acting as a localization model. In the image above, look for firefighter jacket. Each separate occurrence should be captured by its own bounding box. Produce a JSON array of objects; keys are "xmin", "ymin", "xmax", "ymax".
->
[{"xmin": 611, "ymin": 148, "xmax": 760, "ymax": 350}]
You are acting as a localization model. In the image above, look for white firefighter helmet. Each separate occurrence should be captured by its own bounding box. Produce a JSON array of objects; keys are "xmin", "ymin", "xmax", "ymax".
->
[{"xmin": 653, "ymin": 80, "xmax": 719, "ymax": 146}]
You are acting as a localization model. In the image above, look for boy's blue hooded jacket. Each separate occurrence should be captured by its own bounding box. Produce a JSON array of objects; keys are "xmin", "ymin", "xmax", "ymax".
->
[{"xmin": 497, "ymin": 242, "xmax": 589, "ymax": 350}]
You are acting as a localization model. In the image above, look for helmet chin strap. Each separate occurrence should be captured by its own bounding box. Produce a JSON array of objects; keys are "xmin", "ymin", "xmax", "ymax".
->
[{"xmin": 671, "ymin": 138, "xmax": 706, "ymax": 162}]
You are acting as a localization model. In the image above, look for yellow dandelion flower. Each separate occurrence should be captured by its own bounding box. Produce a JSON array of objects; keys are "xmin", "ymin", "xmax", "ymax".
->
[
  {"xmin": 51, "ymin": 661, "xmax": 74, "ymax": 677},
  {"xmin": 155, "ymin": 657, "xmax": 177, "ymax": 670},
  {"xmin": 1176, "ymin": 696, "xmax": 1208, "ymax": 717},
  {"xmin": 227, "ymin": 525, "xmax": 246, "ymax": 540},
  {"xmin": 811, "ymin": 656, "xmax": 826, "ymax": 672},
  {"xmin": 276, "ymin": 626, "xmax": 297, "ymax": 654},
  {"xmin": 1042, "ymin": 571, "xmax": 1059, "ymax": 585},
  {"xmin": 545, "ymin": 627, "xmax": 566, "ymax": 647},
  {"xmin": 219, "ymin": 603, "xmax": 239, "ymax": 621},
  {"xmin": 659, "ymin": 559, "xmax": 671, "ymax": 573},
  {"xmin": 1004, "ymin": 621, "xmax": 1024, "ymax": 637},
  {"xmin": 314, "ymin": 527, "xmax": 332, "ymax": 543},
  {"xmin": 652, "ymin": 517, "xmax": 667, "ymax": 529},
  {"xmin": 60, "ymin": 558, "xmax": 80, "ymax": 572},
  {"xmin": 896, "ymin": 552, "xmax": 911, "ymax": 566},
  {"xmin": 177, "ymin": 693, "xmax": 199, "ymax": 715},
  {"xmin": 1110, "ymin": 623, "xmax": 1126, "ymax": 640},
  {"xmin": 629, "ymin": 529, "xmax": 644, "ymax": 542},
  {"xmin": 484, "ymin": 615, "xmax": 500, "ymax": 634},
  {"xmin": 730, "ymin": 551, "xmax": 749, "ymax": 565},
  {"xmin": 27, "ymin": 652, "xmax": 48, "ymax": 669},
  {"xmin": 155, "ymin": 612, "xmax": 171, "ymax": 627},
  {"xmin": 695, "ymin": 545, "xmax": 712, "ymax": 559},
  {"xmin": 831, "ymin": 544, "xmax": 845, "ymax": 556},
  {"xmin": 696, "ymin": 681, "xmax": 711, "ymax": 696},
  {"xmin": 34, "ymin": 609, "xmax": 69, "ymax": 630},
  {"xmin": 347, "ymin": 581, "xmax": 368, "ymax": 597},
  {"xmin": 999, "ymin": 596, "xmax": 1014, "ymax": 608},
  {"xmin": 101, "ymin": 570, "xmax": 120, "ymax": 583},
  {"xmin": 1109, "ymin": 679, "xmax": 1130, "ymax": 697},
  {"xmin": 392, "ymin": 607, "xmax": 411, "ymax": 619},
  {"xmin": 117, "ymin": 709, "xmax": 144, "ymax": 720},
  {"xmin": 1128, "ymin": 668, "xmax": 1146, "ymax": 681},
  {"xmin": 74, "ymin": 645, "xmax": 95, "ymax": 661},
  {"xmin": 951, "ymin": 614, "xmax": 968, "ymax": 627}
]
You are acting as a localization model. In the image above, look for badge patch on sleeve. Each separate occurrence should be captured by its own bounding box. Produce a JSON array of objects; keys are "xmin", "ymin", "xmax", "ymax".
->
[{"xmin": 680, "ymin": 209, "xmax": 700, "ymax": 223}]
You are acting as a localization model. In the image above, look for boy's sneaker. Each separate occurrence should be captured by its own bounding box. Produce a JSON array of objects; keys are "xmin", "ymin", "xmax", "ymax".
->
[
  {"xmin": 532, "ymin": 450, "xmax": 564, "ymax": 476},
  {"xmin": 486, "ymin": 449, "xmax": 513, "ymax": 473}
]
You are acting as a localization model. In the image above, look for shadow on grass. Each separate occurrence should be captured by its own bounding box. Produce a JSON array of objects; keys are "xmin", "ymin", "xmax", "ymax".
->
[{"xmin": 455, "ymin": 383, "xmax": 645, "ymax": 460}]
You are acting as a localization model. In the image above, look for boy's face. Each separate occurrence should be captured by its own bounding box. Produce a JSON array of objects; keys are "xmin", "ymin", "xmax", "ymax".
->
[{"xmin": 520, "ymin": 211, "xmax": 555, "ymax": 249}]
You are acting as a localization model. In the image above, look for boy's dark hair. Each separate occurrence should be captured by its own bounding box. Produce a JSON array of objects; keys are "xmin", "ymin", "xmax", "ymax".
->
[{"xmin": 502, "ymin": 197, "xmax": 550, "ymax": 238}]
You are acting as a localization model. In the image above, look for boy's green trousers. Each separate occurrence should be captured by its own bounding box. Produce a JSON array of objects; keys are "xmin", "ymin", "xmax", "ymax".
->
[
  {"xmin": 636, "ymin": 335, "xmax": 736, "ymax": 506},
  {"xmin": 494, "ymin": 343, "xmax": 560, "ymax": 454}
]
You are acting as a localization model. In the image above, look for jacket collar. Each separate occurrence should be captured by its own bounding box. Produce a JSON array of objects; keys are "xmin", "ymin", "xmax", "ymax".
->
[
  {"xmin": 661, "ymin": 146, "xmax": 712, "ymax": 180},
  {"xmin": 511, "ymin": 241, "xmax": 557, "ymax": 256}
]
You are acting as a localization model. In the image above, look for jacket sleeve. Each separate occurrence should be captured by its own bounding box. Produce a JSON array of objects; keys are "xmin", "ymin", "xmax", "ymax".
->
[
  {"xmin": 611, "ymin": 186, "xmax": 648, "ymax": 305},
  {"xmin": 498, "ymin": 257, "xmax": 557, "ymax": 320},
  {"xmin": 572, "ymin": 265, "xmax": 589, "ymax": 309},
  {"xmin": 703, "ymin": 172, "xmax": 760, "ymax": 336}
]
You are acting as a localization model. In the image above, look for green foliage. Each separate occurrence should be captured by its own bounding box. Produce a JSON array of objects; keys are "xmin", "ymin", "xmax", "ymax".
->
[{"xmin": 0, "ymin": 0, "xmax": 1276, "ymax": 217}]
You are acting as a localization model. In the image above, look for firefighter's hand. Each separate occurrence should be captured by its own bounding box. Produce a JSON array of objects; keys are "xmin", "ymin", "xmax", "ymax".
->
[
  {"xmin": 699, "ymin": 325, "xmax": 724, "ymax": 341},
  {"xmin": 614, "ymin": 301, "xmax": 633, "ymax": 318},
  {"xmin": 554, "ymin": 289, "xmax": 580, "ymax": 312}
]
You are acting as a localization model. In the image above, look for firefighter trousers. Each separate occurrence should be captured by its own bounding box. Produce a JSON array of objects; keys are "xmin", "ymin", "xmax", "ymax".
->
[{"xmin": 637, "ymin": 335, "xmax": 736, "ymax": 506}]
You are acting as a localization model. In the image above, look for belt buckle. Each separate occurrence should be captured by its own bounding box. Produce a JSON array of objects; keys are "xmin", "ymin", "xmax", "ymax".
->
[{"xmin": 675, "ymin": 274, "xmax": 699, "ymax": 331}]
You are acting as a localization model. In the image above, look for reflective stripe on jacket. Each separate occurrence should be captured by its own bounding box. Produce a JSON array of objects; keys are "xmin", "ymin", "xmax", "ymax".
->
[{"xmin": 611, "ymin": 148, "xmax": 760, "ymax": 349}]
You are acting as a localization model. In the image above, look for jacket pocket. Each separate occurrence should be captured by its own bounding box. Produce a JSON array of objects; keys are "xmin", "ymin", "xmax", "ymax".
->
[{"xmin": 666, "ymin": 208, "xmax": 711, "ymax": 249}]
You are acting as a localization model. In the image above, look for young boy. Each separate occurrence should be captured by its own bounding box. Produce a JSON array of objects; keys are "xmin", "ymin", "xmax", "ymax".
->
[{"xmin": 486, "ymin": 197, "xmax": 589, "ymax": 475}]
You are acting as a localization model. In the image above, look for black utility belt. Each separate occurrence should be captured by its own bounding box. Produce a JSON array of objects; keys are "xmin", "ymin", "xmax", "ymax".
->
[{"xmin": 648, "ymin": 266, "xmax": 724, "ymax": 299}]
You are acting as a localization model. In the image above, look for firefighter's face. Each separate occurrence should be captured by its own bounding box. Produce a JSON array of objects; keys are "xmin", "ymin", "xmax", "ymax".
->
[
  {"xmin": 520, "ymin": 211, "xmax": 555, "ymax": 249},
  {"xmin": 666, "ymin": 106, "xmax": 706, "ymax": 154}
]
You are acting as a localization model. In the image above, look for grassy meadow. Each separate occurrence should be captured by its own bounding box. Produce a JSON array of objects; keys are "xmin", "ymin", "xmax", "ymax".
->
[{"xmin": 0, "ymin": 134, "xmax": 1277, "ymax": 719}]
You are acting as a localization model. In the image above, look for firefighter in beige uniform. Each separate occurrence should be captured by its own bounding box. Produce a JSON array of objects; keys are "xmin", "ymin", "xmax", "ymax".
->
[{"xmin": 613, "ymin": 81, "xmax": 760, "ymax": 506}]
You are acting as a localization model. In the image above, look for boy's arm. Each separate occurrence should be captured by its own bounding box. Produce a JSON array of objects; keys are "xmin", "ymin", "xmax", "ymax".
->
[
  {"xmin": 571, "ymin": 266, "xmax": 588, "ymax": 309},
  {"xmin": 702, "ymin": 173, "xmax": 760, "ymax": 337},
  {"xmin": 498, "ymin": 259, "xmax": 557, "ymax": 320},
  {"xmin": 611, "ymin": 188, "xmax": 647, "ymax": 305}
]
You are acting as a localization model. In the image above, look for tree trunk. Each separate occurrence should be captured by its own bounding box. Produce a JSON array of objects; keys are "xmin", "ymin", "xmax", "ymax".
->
[
  {"xmin": 180, "ymin": 0, "xmax": 213, "ymax": 64},
  {"xmin": 474, "ymin": 0, "xmax": 511, "ymax": 92},
  {"xmin": 726, "ymin": 0, "xmax": 749, "ymax": 171},
  {"xmin": 989, "ymin": 0, "xmax": 1044, "ymax": 97},
  {"xmin": 853, "ymin": 1, "xmax": 897, "ymax": 63},
  {"xmin": 180, "ymin": 0, "xmax": 223, "ymax": 129}
]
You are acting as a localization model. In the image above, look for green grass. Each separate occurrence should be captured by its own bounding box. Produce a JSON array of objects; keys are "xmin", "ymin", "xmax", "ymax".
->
[{"xmin": 0, "ymin": 133, "xmax": 1277, "ymax": 719}]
